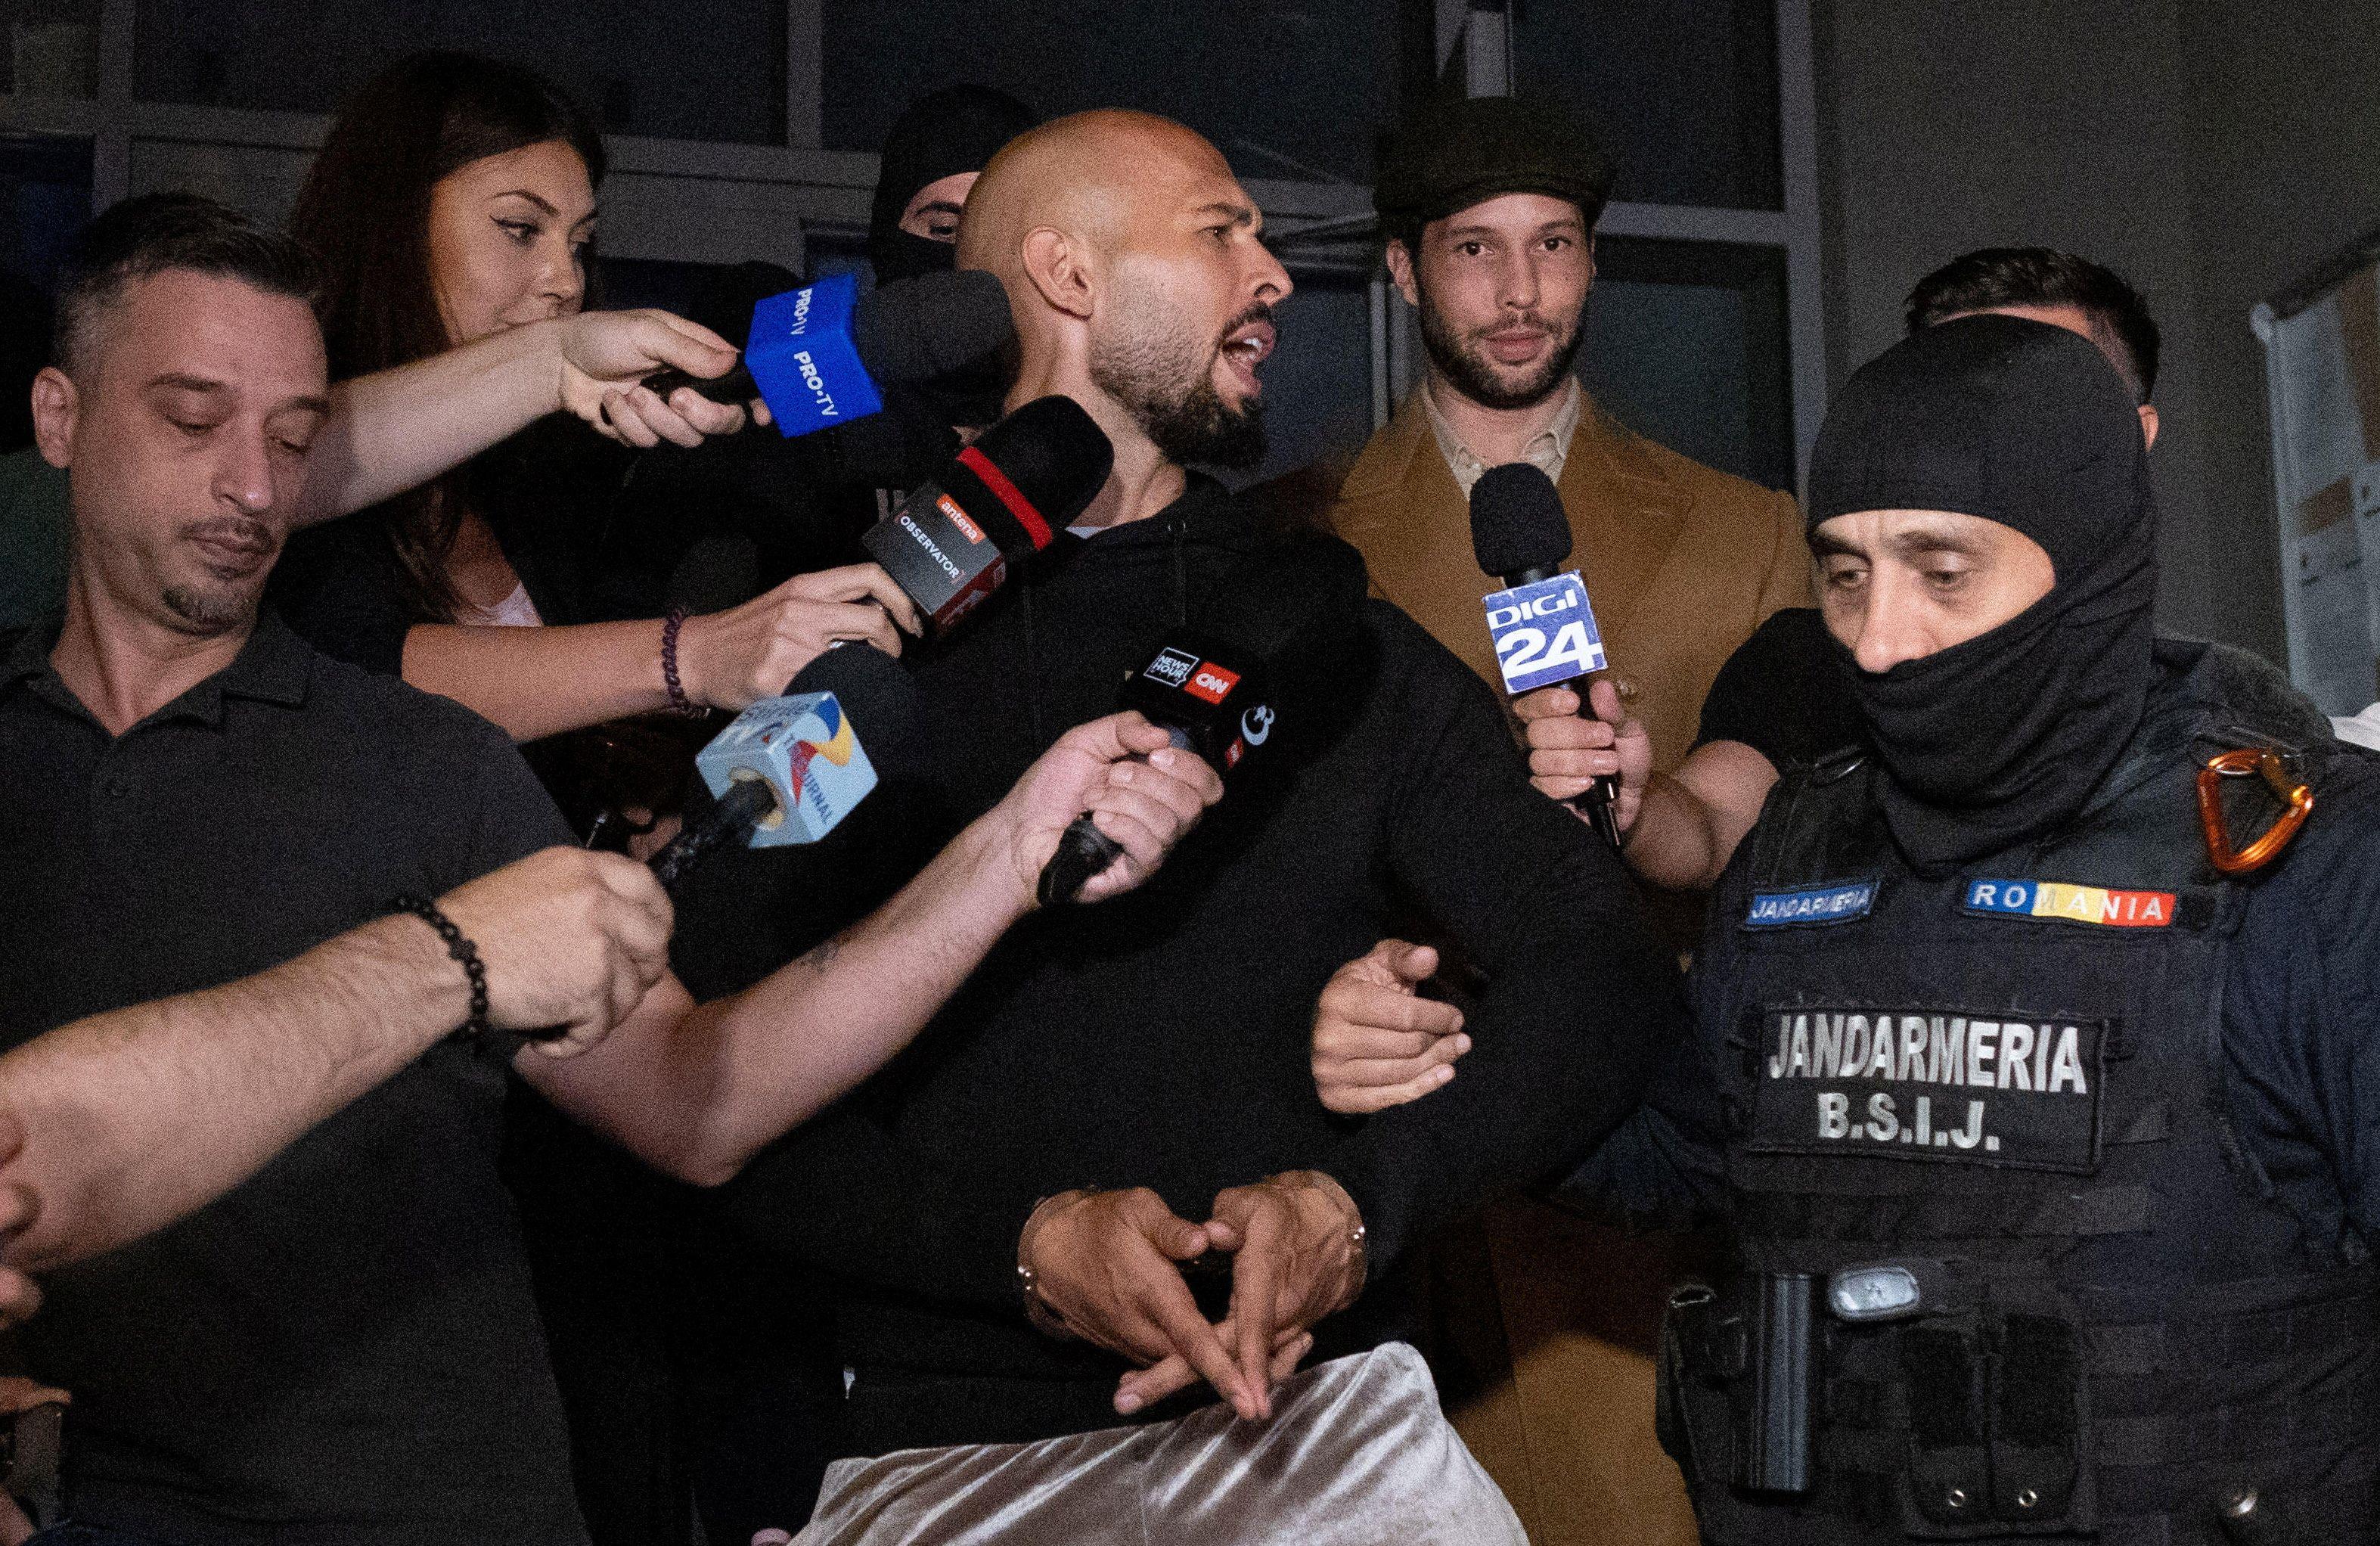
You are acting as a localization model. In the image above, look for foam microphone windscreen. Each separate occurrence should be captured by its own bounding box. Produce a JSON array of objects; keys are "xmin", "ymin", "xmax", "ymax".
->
[
  {"xmin": 1469, "ymin": 461, "xmax": 1574, "ymax": 581},
  {"xmin": 861, "ymin": 394, "xmax": 1113, "ymax": 635},
  {"xmin": 945, "ymin": 394, "xmax": 1116, "ymax": 554},
  {"xmin": 644, "ymin": 269, "xmax": 1016, "ymax": 411},
  {"xmin": 851, "ymin": 269, "xmax": 1014, "ymax": 382},
  {"xmin": 780, "ymin": 641, "xmax": 930, "ymax": 784}
]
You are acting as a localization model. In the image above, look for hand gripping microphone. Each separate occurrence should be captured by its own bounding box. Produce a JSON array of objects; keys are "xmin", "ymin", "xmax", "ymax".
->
[
  {"xmin": 641, "ymin": 269, "xmax": 1013, "ymax": 439},
  {"xmin": 861, "ymin": 395, "xmax": 1112, "ymax": 636},
  {"xmin": 647, "ymin": 643, "xmax": 926, "ymax": 892},
  {"xmin": 1034, "ymin": 538, "xmax": 1369, "ymax": 906},
  {"xmin": 1469, "ymin": 462, "xmax": 1621, "ymax": 847}
]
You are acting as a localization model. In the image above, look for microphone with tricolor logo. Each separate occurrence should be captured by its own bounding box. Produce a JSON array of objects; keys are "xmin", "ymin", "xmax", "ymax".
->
[
  {"xmin": 1469, "ymin": 462, "xmax": 1621, "ymax": 847},
  {"xmin": 1035, "ymin": 538, "xmax": 1368, "ymax": 906},
  {"xmin": 860, "ymin": 395, "xmax": 1112, "ymax": 637},
  {"xmin": 647, "ymin": 642, "xmax": 926, "ymax": 893},
  {"xmin": 640, "ymin": 268, "xmax": 1014, "ymax": 438}
]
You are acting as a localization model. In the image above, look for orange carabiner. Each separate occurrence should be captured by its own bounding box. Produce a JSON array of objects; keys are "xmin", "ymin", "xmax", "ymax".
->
[{"xmin": 2195, "ymin": 747, "xmax": 2315, "ymax": 875}]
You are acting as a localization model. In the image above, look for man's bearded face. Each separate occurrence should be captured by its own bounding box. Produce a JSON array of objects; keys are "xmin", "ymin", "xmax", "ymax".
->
[
  {"xmin": 1090, "ymin": 282, "xmax": 1275, "ymax": 471},
  {"xmin": 1406, "ymin": 192, "xmax": 1592, "ymax": 411}
]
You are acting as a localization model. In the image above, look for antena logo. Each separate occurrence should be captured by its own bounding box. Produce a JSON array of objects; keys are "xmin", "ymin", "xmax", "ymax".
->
[
  {"xmin": 1185, "ymin": 662, "xmax": 1241, "ymax": 705},
  {"xmin": 1143, "ymin": 648, "xmax": 1199, "ymax": 688},
  {"xmin": 937, "ymin": 495, "xmax": 987, "ymax": 545},
  {"xmin": 1240, "ymin": 703, "xmax": 1274, "ymax": 746}
]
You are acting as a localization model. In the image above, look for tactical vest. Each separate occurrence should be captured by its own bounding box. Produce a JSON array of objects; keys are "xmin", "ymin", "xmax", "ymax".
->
[{"xmin": 1659, "ymin": 641, "xmax": 2380, "ymax": 1546}]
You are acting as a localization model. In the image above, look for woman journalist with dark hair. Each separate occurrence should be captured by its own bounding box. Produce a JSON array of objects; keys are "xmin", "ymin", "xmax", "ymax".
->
[{"xmin": 273, "ymin": 52, "xmax": 918, "ymax": 745}]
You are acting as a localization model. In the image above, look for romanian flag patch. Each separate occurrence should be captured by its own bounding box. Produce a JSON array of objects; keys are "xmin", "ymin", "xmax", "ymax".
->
[{"xmin": 1963, "ymin": 879, "xmax": 2175, "ymax": 929}]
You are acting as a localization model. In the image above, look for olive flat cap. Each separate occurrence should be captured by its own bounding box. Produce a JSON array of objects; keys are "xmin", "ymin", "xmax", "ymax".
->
[{"xmin": 1373, "ymin": 95, "xmax": 1616, "ymax": 234}]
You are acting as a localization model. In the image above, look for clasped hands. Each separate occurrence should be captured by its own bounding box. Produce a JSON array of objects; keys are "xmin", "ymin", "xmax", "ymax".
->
[{"xmin": 1017, "ymin": 1172, "xmax": 1366, "ymax": 1422}]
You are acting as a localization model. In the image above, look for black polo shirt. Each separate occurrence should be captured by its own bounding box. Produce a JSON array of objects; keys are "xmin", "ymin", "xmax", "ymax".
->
[{"xmin": 0, "ymin": 613, "xmax": 585, "ymax": 1546}]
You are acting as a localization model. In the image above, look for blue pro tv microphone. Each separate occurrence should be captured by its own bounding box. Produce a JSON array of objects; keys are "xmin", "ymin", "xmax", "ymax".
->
[
  {"xmin": 1469, "ymin": 462, "xmax": 1620, "ymax": 847},
  {"xmin": 641, "ymin": 269, "xmax": 1013, "ymax": 439},
  {"xmin": 647, "ymin": 643, "xmax": 926, "ymax": 892}
]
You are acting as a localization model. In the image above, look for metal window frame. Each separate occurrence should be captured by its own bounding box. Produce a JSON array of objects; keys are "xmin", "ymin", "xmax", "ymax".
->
[{"xmin": 3, "ymin": 0, "xmax": 1821, "ymax": 465}]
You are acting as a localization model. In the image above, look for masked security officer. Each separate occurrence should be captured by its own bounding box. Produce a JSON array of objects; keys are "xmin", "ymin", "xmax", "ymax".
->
[
  {"xmin": 1544, "ymin": 312, "xmax": 2380, "ymax": 1544},
  {"xmin": 1313, "ymin": 312, "xmax": 2380, "ymax": 1544}
]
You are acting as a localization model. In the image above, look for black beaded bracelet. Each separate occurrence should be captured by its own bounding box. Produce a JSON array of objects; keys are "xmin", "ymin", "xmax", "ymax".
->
[
  {"xmin": 388, "ymin": 893, "xmax": 492, "ymax": 1041},
  {"xmin": 659, "ymin": 606, "xmax": 703, "ymax": 718}
]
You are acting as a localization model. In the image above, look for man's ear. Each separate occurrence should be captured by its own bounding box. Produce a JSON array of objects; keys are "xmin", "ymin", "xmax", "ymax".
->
[
  {"xmin": 29, "ymin": 367, "xmax": 78, "ymax": 471},
  {"xmin": 1584, "ymin": 233, "xmax": 1597, "ymax": 292},
  {"xmin": 1384, "ymin": 239, "xmax": 1420, "ymax": 309},
  {"xmin": 1019, "ymin": 227, "xmax": 1096, "ymax": 321}
]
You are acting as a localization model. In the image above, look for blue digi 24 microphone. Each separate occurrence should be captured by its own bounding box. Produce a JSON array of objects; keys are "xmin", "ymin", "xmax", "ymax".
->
[
  {"xmin": 641, "ymin": 269, "xmax": 1013, "ymax": 439},
  {"xmin": 1468, "ymin": 462, "xmax": 1620, "ymax": 847},
  {"xmin": 647, "ymin": 643, "xmax": 926, "ymax": 892}
]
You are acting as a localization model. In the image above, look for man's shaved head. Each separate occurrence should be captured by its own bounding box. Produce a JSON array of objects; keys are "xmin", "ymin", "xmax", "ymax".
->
[
  {"xmin": 957, "ymin": 110, "xmax": 1290, "ymax": 489},
  {"xmin": 957, "ymin": 110, "xmax": 1221, "ymax": 280}
]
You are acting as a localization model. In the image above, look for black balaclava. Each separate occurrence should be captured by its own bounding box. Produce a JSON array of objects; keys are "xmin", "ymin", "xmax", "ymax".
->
[
  {"xmin": 1805, "ymin": 314, "xmax": 2158, "ymax": 874},
  {"xmin": 867, "ymin": 84, "xmax": 1038, "ymax": 285}
]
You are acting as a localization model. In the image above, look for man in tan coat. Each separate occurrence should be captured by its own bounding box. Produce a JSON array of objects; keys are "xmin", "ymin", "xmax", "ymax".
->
[
  {"xmin": 1327, "ymin": 95, "xmax": 1809, "ymax": 1546},
  {"xmin": 1333, "ymin": 95, "xmax": 1808, "ymax": 777}
]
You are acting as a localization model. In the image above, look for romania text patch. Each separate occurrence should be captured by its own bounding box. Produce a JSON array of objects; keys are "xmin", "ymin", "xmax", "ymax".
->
[{"xmin": 1963, "ymin": 879, "xmax": 2175, "ymax": 928}]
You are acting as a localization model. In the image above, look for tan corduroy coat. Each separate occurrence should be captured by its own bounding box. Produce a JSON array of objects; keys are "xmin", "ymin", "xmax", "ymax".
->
[
  {"xmin": 1326, "ymin": 386, "xmax": 1812, "ymax": 1546},
  {"xmin": 1330, "ymin": 389, "xmax": 1811, "ymax": 776}
]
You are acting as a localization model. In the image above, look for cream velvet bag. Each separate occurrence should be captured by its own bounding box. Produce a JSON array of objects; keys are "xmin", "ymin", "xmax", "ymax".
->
[{"xmin": 787, "ymin": 1342, "xmax": 1524, "ymax": 1545}]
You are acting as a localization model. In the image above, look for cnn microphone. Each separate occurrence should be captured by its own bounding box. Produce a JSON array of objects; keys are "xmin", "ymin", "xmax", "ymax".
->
[
  {"xmin": 1034, "ymin": 539, "xmax": 1367, "ymax": 906},
  {"xmin": 861, "ymin": 395, "xmax": 1112, "ymax": 636},
  {"xmin": 1468, "ymin": 462, "xmax": 1621, "ymax": 847},
  {"xmin": 647, "ymin": 644, "xmax": 926, "ymax": 892},
  {"xmin": 641, "ymin": 269, "xmax": 1013, "ymax": 439}
]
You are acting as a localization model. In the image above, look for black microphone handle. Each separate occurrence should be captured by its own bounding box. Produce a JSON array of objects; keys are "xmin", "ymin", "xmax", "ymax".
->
[
  {"xmin": 649, "ymin": 777, "xmax": 777, "ymax": 893},
  {"xmin": 1494, "ymin": 566, "xmax": 1622, "ymax": 851},
  {"xmin": 636, "ymin": 360, "xmax": 760, "ymax": 409},
  {"xmin": 1037, "ymin": 816, "xmax": 1126, "ymax": 908},
  {"xmin": 1570, "ymin": 770, "xmax": 1624, "ymax": 849},
  {"xmin": 1035, "ymin": 725, "xmax": 1195, "ymax": 907}
]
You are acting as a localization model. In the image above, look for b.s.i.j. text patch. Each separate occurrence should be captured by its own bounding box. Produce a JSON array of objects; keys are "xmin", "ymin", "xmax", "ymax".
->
[{"xmin": 1747, "ymin": 1004, "xmax": 2105, "ymax": 1173}]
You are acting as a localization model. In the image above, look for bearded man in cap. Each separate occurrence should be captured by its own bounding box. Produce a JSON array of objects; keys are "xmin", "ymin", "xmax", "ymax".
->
[
  {"xmin": 1318, "ymin": 93, "xmax": 1812, "ymax": 1546},
  {"xmin": 1330, "ymin": 94, "xmax": 1808, "ymax": 774}
]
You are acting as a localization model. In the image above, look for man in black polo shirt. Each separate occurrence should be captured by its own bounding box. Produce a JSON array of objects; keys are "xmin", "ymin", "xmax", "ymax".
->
[{"xmin": 0, "ymin": 197, "xmax": 1220, "ymax": 1546}]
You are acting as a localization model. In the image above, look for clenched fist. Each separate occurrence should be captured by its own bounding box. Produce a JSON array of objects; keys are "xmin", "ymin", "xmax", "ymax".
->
[
  {"xmin": 992, "ymin": 712, "xmax": 1227, "ymax": 906},
  {"xmin": 1513, "ymin": 677, "xmax": 1651, "ymax": 834},
  {"xmin": 434, "ymin": 847, "xmax": 674, "ymax": 1057}
]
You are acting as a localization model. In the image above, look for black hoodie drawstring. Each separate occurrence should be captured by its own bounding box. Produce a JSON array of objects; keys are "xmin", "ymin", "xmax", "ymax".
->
[
  {"xmin": 1020, "ymin": 563, "xmax": 1044, "ymax": 744},
  {"xmin": 1168, "ymin": 515, "xmax": 1190, "ymax": 628}
]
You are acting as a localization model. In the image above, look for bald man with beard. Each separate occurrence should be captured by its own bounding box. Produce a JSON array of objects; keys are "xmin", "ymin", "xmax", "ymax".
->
[{"xmin": 699, "ymin": 110, "xmax": 1679, "ymax": 1463}]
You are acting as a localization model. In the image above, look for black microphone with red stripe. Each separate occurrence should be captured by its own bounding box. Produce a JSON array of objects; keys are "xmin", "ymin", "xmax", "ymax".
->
[{"xmin": 859, "ymin": 396, "xmax": 1112, "ymax": 636}]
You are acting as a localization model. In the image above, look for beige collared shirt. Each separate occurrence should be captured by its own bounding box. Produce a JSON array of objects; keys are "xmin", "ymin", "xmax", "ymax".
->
[{"xmin": 1422, "ymin": 376, "xmax": 1583, "ymax": 495}]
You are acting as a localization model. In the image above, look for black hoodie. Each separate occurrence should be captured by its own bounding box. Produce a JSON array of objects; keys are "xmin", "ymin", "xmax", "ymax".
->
[{"xmin": 673, "ymin": 474, "xmax": 1680, "ymax": 1439}]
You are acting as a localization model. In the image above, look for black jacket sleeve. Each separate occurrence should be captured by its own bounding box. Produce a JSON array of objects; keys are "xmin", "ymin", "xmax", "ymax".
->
[
  {"xmin": 2220, "ymin": 747, "xmax": 2380, "ymax": 1259},
  {"xmin": 718, "ymin": 1101, "xmax": 1030, "ymax": 1311},
  {"xmin": 1694, "ymin": 607, "xmax": 1862, "ymax": 767},
  {"xmin": 1317, "ymin": 607, "xmax": 1688, "ymax": 1268}
]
